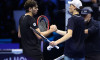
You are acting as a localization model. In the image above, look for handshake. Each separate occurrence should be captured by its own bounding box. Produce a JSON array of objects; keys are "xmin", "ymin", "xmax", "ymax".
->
[
  {"xmin": 47, "ymin": 25, "xmax": 59, "ymax": 50},
  {"xmin": 49, "ymin": 25, "xmax": 58, "ymax": 32}
]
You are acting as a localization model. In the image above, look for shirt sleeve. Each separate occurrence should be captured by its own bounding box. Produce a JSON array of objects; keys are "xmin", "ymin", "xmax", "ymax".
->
[
  {"xmin": 28, "ymin": 17, "xmax": 38, "ymax": 29},
  {"xmin": 67, "ymin": 18, "xmax": 74, "ymax": 30}
]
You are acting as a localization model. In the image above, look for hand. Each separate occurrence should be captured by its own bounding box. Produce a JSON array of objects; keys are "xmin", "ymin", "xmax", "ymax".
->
[
  {"xmin": 50, "ymin": 25, "xmax": 58, "ymax": 32},
  {"xmin": 84, "ymin": 29, "xmax": 88, "ymax": 34},
  {"xmin": 49, "ymin": 41, "xmax": 58, "ymax": 47}
]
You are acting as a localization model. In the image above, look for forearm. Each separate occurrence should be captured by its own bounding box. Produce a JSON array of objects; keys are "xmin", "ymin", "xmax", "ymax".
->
[
  {"xmin": 56, "ymin": 33, "xmax": 72, "ymax": 45},
  {"xmin": 41, "ymin": 29, "xmax": 53, "ymax": 37},
  {"xmin": 56, "ymin": 30, "xmax": 67, "ymax": 36},
  {"xmin": 41, "ymin": 25, "xmax": 57, "ymax": 37},
  {"xmin": 35, "ymin": 25, "xmax": 57, "ymax": 39},
  {"xmin": 35, "ymin": 28, "xmax": 53, "ymax": 39},
  {"xmin": 18, "ymin": 26, "xmax": 21, "ymax": 38}
]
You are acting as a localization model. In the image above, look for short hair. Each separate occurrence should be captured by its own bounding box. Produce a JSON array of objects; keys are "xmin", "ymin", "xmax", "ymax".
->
[
  {"xmin": 24, "ymin": 0, "xmax": 37, "ymax": 12},
  {"xmin": 72, "ymin": 4, "xmax": 83, "ymax": 13},
  {"xmin": 76, "ymin": 6, "xmax": 83, "ymax": 13}
]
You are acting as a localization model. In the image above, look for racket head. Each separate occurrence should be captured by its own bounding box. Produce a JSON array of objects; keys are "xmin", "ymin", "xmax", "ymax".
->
[{"xmin": 37, "ymin": 15, "xmax": 49, "ymax": 32}]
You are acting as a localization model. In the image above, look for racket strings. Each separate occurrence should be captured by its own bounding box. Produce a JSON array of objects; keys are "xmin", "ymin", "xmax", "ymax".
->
[
  {"xmin": 37, "ymin": 15, "xmax": 49, "ymax": 32},
  {"xmin": 38, "ymin": 17, "xmax": 48, "ymax": 32},
  {"xmin": 39, "ymin": 20, "xmax": 47, "ymax": 30}
]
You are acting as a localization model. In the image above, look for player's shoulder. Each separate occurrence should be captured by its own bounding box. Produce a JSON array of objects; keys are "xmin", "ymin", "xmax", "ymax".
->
[
  {"xmin": 24, "ymin": 15, "xmax": 35, "ymax": 21},
  {"xmin": 70, "ymin": 14, "xmax": 83, "ymax": 20},
  {"xmin": 75, "ymin": 15, "xmax": 84, "ymax": 20},
  {"xmin": 73, "ymin": 14, "xmax": 82, "ymax": 18},
  {"xmin": 19, "ymin": 15, "xmax": 25, "ymax": 20},
  {"xmin": 24, "ymin": 15, "xmax": 32, "ymax": 18}
]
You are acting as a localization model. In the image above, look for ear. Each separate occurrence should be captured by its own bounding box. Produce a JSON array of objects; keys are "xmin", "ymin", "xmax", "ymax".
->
[
  {"xmin": 73, "ymin": 6, "xmax": 77, "ymax": 10},
  {"xmin": 29, "ymin": 7, "xmax": 32, "ymax": 12}
]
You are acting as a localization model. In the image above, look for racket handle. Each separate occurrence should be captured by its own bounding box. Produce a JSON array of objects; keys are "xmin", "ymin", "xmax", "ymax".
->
[
  {"xmin": 47, "ymin": 45, "xmax": 59, "ymax": 51},
  {"xmin": 55, "ymin": 46, "xmax": 59, "ymax": 49}
]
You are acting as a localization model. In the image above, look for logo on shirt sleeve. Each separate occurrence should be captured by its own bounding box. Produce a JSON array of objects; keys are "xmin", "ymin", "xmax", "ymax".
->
[{"xmin": 33, "ymin": 23, "xmax": 36, "ymax": 26}]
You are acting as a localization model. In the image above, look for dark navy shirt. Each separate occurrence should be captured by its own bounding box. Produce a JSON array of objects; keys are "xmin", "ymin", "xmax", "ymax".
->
[{"xmin": 64, "ymin": 15, "xmax": 85, "ymax": 58}]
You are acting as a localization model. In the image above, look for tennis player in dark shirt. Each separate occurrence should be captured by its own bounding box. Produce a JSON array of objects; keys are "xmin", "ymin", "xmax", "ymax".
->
[
  {"xmin": 50, "ymin": 0, "xmax": 85, "ymax": 60},
  {"xmin": 18, "ymin": 0, "xmax": 57, "ymax": 60}
]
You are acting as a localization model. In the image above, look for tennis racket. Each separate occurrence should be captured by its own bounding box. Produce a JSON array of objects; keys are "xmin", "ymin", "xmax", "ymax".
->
[
  {"xmin": 36, "ymin": 15, "xmax": 59, "ymax": 50},
  {"xmin": 37, "ymin": 15, "xmax": 49, "ymax": 32},
  {"xmin": 30, "ymin": 27, "xmax": 59, "ymax": 50}
]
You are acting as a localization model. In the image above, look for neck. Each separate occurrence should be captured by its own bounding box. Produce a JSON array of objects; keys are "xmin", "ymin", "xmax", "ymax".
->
[
  {"xmin": 25, "ymin": 12, "xmax": 33, "ymax": 17},
  {"xmin": 73, "ymin": 10, "xmax": 79, "ymax": 15}
]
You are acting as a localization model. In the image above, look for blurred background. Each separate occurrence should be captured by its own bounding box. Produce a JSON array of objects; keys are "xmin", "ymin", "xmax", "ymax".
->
[{"xmin": 0, "ymin": 0, "xmax": 100, "ymax": 60}]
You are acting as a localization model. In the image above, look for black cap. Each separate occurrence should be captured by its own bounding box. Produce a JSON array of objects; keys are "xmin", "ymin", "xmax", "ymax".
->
[{"xmin": 81, "ymin": 8, "xmax": 92, "ymax": 15}]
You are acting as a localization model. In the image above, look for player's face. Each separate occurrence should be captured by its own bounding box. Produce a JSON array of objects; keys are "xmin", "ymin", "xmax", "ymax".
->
[
  {"xmin": 31, "ymin": 5, "xmax": 38, "ymax": 15},
  {"xmin": 69, "ymin": 4, "xmax": 76, "ymax": 13}
]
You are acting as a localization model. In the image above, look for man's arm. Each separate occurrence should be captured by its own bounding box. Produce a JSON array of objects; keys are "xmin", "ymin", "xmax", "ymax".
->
[
  {"xmin": 50, "ymin": 29, "xmax": 72, "ymax": 46},
  {"xmin": 51, "ymin": 25, "xmax": 67, "ymax": 35},
  {"xmin": 50, "ymin": 17, "xmax": 75, "ymax": 46},
  {"xmin": 34, "ymin": 25, "xmax": 57, "ymax": 39},
  {"xmin": 18, "ymin": 26, "xmax": 21, "ymax": 38},
  {"xmin": 56, "ymin": 30, "xmax": 67, "ymax": 36}
]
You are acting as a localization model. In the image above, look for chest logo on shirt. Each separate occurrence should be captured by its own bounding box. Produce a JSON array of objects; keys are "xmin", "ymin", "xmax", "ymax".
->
[{"xmin": 33, "ymin": 23, "xmax": 36, "ymax": 26}]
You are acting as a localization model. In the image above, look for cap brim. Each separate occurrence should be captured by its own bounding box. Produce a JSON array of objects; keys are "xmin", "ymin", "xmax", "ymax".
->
[
  {"xmin": 81, "ymin": 11, "xmax": 90, "ymax": 15},
  {"xmin": 81, "ymin": 13, "xmax": 88, "ymax": 15}
]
